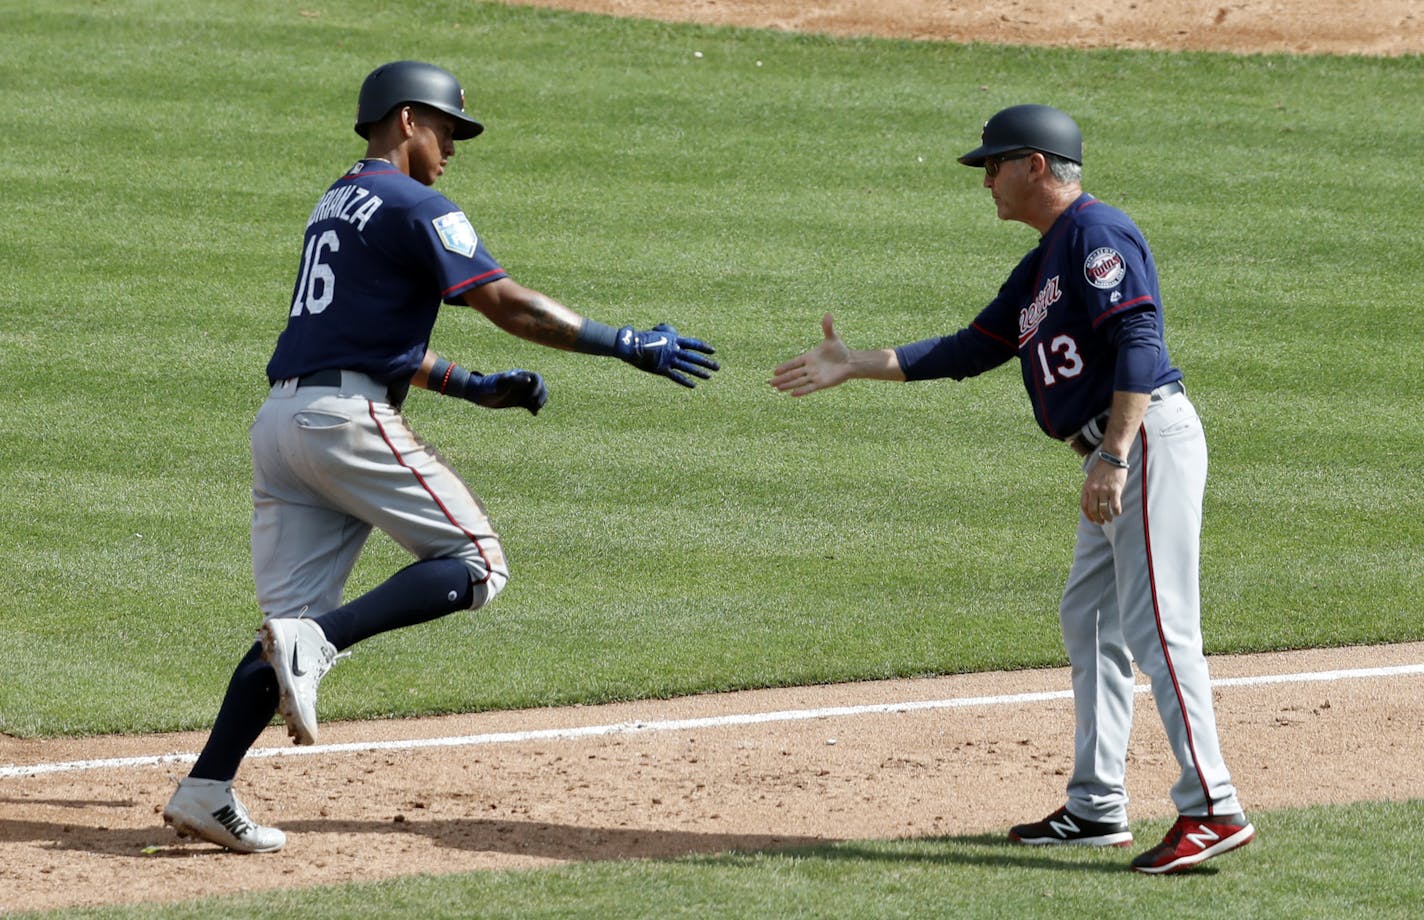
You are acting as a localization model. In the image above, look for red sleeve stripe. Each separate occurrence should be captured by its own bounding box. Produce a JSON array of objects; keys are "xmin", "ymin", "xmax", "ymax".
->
[
  {"xmin": 443, "ymin": 268, "xmax": 506, "ymax": 297},
  {"xmin": 1094, "ymin": 294, "xmax": 1154, "ymax": 326},
  {"xmin": 971, "ymin": 321, "xmax": 1015, "ymax": 348}
]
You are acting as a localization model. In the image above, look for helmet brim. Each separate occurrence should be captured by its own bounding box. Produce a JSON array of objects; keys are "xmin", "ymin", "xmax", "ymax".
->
[
  {"xmin": 440, "ymin": 107, "xmax": 485, "ymax": 140},
  {"xmin": 354, "ymin": 106, "xmax": 484, "ymax": 141},
  {"xmin": 957, "ymin": 143, "xmax": 1023, "ymax": 168},
  {"xmin": 354, "ymin": 111, "xmax": 484, "ymax": 141}
]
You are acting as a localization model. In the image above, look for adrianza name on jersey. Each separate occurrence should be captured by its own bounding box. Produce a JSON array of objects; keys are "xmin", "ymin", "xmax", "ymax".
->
[{"xmin": 306, "ymin": 186, "xmax": 384, "ymax": 231}]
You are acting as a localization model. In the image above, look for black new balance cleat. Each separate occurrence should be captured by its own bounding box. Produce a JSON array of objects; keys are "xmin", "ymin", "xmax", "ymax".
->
[{"xmin": 1010, "ymin": 805, "xmax": 1134, "ymax": 847}]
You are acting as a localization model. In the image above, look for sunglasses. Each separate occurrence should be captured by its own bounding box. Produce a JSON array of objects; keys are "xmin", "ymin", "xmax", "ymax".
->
[{"xmin": 983, "ymin": 150, "xmax": 1036, "ymax": 178}]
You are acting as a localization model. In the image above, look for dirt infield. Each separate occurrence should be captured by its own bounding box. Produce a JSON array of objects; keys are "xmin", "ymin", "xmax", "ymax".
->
[
  {"xmin": 5, "ymin": 2, "xmax": 1421, "ymax": 913},
  {"xmin": 4, "ymin": 643, "xmax": 1424, "ymax": 912},
  {"xmin": 502, "ymin": 0, "xmax": 1424, "ymax": 56}
]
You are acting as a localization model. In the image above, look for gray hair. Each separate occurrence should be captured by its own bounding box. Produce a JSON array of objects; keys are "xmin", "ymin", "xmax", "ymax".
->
[{"xmin": 1045, "ymin": 153, "xmax": 1082, "ymax": 184}]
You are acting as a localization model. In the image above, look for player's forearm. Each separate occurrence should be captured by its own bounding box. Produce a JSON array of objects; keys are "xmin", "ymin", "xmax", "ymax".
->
[
  {"xmin": 413, "ymin": 348, "xmax": 478, "ymax": 395},
  {"xmin": 464, "ymin": 278, "xmax": 718, "ymax": 387},
  {"xmin": 494, "ymin": 293, "xmax": 586, "ymax": 349},
  {"xmin": 462, "ymin": 279, "xmax": 589, "ymax": 349},
  {"xmin": 411, "ymin": 349, "xmax": 439, "ymax": 389},
  {"xmin": 414, "ymin": 350, "xmax": 471, "ymax": 394},
  {"xmin": 1099, "ymin": 390, "xmax": 1149, "ymax": 459},
  {"xmin": 475, "ymin": 293, "xmax": 654, "ymax": 359},
  {"xmin": 850, "ymin": 347, "xmax": 907, "ymax": 381}
]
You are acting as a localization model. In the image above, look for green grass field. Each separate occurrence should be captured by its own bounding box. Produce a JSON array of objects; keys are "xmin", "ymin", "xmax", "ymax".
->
[
  {"xmin": 2, "ymin": 0, "xmax": 1421, "ymax": 915},
  {"xmin": 13, "ymin": 802, "xmax": 1424, "ymax": 920}
]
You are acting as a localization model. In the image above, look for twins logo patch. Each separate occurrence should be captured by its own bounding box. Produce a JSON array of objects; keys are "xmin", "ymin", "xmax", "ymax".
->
[
  {"xmin": 433, "ymin": 211, "xmax": 478, "ymax": 257},
  {"xmin": 1084, "ymin": 247, "xmax": 1127, "ymax": 289}
]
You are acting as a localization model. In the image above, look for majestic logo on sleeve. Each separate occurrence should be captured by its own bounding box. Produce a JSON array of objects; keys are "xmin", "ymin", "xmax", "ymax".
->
[
  {"xmin": 433, "ymin": 211, "xmax": 478, "ymax": 257},
  {"xmin": 1019, "ymin": 275, "xmax": 1061, "ymax": 344},
  {"xmin": 1084, "ymin": 247, "xmax": 1127, "ymax": 289}
]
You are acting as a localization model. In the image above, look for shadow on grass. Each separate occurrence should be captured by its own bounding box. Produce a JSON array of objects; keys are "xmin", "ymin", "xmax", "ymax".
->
[
  {"xmin": 6, "ymin": 812, "xmax": 830, "ymax": 863},
  {"xmin": 7, "ymin": 807, "xmax": 1210, "ymax": 877},
  {"xmin": 687, "ymin": 832, "xmax": 1217, "ymax": 877}
]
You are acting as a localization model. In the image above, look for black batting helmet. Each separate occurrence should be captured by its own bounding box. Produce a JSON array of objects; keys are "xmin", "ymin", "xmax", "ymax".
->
[
  {"xmin": 354, "ymin": 61, "xmax": 484, "ymax": 141},
  {"xmin": 958, "ymin": 104, "xmax": 1082, "ymax": 167}
]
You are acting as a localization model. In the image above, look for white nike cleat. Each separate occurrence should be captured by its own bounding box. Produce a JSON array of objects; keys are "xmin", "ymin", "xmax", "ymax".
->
[
  {"xmin": 259, "ymin": 616, "xmax": 342, "ymax": 746},
  {"xmin": 163, "ymin": 777, "xmax": 286, "ymax": 853}
]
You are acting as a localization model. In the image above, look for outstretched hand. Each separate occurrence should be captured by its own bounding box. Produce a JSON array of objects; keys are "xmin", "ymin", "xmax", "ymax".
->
[
  {"xmin": 613, "ymin": 323, "xmax": 720, "ymax": 388},
  {"xmin": 769, "ymin": 314, "xmax": 854, "ymax": 397}
]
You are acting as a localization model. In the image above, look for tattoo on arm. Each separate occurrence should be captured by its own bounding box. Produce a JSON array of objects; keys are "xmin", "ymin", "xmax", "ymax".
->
[
  {"xmin": 503, "ymin": 293, "xmax": 580, "ymax": 349},
  {"xmin": 465, "ymin": 280, "xmax": 590, "ymax": 351}
]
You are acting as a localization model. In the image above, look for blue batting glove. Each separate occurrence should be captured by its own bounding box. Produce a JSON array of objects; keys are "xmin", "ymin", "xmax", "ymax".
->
[
  {"xmin": 613, "ymin": 324, "xmax": 720, "ymax": 388},
  {"xmin": 465, "ymin": 369, "xmax": 548, "ymax": 415}
]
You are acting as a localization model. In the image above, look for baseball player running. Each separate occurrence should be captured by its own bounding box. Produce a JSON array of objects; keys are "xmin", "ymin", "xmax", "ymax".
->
[
  {"xmin": 162, "ymin": 61, "xmax": 719, "ymax": 853},
  {"xmin": 770, "ymin": 105, "xmax": 1253, "ymax": 874}
]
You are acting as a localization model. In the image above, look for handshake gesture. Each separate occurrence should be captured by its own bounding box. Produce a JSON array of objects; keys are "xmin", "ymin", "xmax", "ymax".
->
[{"xmin": 613, "ymin": 324, "xmax": 720, "ymax": 388}]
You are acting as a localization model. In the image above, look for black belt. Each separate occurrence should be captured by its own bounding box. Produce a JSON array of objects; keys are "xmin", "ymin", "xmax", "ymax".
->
[
  {"xmin": 1068, "ymin": 381, "xmax": 1186, "ymax": 457},
  {"xmin": 295, "ymin": 369, "xmax": 343, "ymax": 388},
  {"xmin": 271, "ymin": 369, "xmax": 409, "ymax": 409},
  {"xmin": 266, "ymin": 369, "xmax": 343, "ymax": 388}
]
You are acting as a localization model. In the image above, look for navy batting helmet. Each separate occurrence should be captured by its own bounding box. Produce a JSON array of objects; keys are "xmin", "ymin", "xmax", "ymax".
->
[
  {"xmin": 354, "ymin": 61, "xmax": 484, "ymax": 141},
  {"xmin": 958, "ymin": 104, "xmax": 1082, "ymax": 167}
]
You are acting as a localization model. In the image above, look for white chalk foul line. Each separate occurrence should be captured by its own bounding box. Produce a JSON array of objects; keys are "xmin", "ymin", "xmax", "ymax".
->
[{"xmin": 3, "ymin": 662, "xmax": 1421, "ymax": 780}]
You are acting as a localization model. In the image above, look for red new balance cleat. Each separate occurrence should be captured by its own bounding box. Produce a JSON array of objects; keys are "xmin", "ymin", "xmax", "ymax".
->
[{"xmin": 1131, "ymin": 813, "xmax": 1255, "ymax": 874}]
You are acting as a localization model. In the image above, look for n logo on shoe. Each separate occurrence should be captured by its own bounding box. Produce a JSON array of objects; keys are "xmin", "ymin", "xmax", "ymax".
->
[
  {"xmin": 1184, "ymin": 824, "xmax": 1222, "ymax": 850},
  {"xmin": 1048, "ymin": 814, "xmax": 1080, "ymax": 838},
  {"xmin": 212, "ymin": 804, "xmax": 255, "ymax": 838}
]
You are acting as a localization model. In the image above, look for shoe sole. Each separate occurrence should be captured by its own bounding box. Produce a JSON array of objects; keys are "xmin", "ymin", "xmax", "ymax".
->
[
  {"xmin": 1132, "ymin": 824, "xmax": 1255, "ymax": 874},
  {"xmin": 258, "ymin": 621, "xmax": 318, "ymax": 746},
  {"xmin": 1011, "ymin": 831, "xmax": 1134, "ymax": 847},
  {"xmin": 163, "ymin": 812, "xmax": 285, "ymax": 854}
]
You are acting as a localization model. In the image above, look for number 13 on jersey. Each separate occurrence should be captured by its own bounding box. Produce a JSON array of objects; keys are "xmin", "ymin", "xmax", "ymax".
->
[{"xmin": 1035, "ymin": 334, "xmax": 1084, "ymax": 385}]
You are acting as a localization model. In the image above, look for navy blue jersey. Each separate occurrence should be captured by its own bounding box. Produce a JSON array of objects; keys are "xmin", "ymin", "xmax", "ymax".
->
[
  {"xmin": 266, "ymin": 159, "xmax": 507, "ymax": 385},
  {"xmin": 897, "ymin": 194, "xmax": 1181, "ymax": 438}
]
